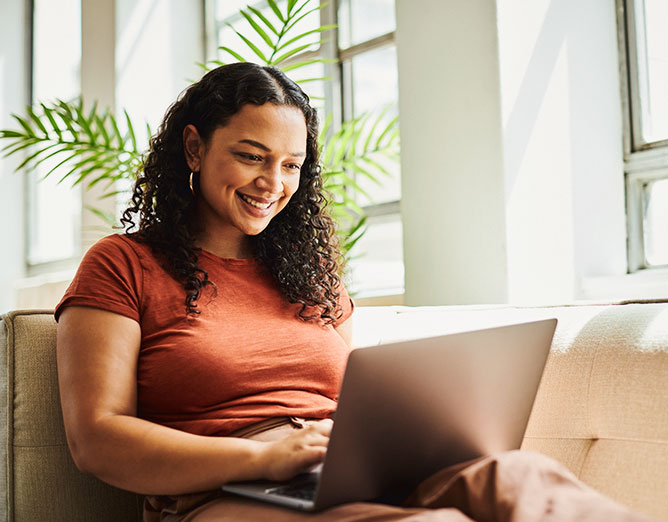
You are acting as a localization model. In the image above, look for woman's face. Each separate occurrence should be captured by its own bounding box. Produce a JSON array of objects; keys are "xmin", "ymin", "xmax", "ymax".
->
[{"xmin": 184, "ymin": 103, "xmax": 307, "ymax": 247}]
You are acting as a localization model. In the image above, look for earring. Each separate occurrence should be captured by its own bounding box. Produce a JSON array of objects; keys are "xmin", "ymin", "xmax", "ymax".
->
[{"xmin": 189, "ymin": 171, "xmax": 195, "ymax": 194}]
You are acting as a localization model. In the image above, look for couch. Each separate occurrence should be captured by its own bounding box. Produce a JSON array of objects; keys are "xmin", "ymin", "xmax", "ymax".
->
[{"xmin": 2, "ymin": 302, "xmax": 668, "ymax": 521}]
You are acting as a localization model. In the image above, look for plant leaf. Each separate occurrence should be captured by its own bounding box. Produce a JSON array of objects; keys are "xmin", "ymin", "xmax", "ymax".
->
[
  {"xmin": 14, "ymin": 142, "xmax": 62, "ymax": 172},
  {"xmin": 229, "ymin": 25, "xmax": 269, "ymax": 63},
  {"xmin": 280, "ymin": 57, "xmax": 336, "ymax": 73},
  {"xmin": 284, "ymin": 4, "xmax": 322, "ymax": 34},
  {"xmin": 218, "ymin": 46, "xmax": 246, "ymax": 63},
  {"xmin": 246, "ymin": 5, "xmax": 279, "ymax": 36},
  {"xmin": 271, "ymin": 42, "xmax": 318, "ymax": 66},
  {"xmin": 74, "ymin": 102, "xmax": 96, "ymax": 142},
  {"xmin": 94, "ymin": 112, "xmax": 111, "ymax": 148},
  {"xmin": 41, "ymin": 103, "xmax": 63, "ymax": 140},
  {"xmin": 84, "ymin": 205, "xmax": 118, "ymax": 226},
  {"xmin": 26, "ymin": 106, "xmax": 50, "ymax": 138},
  {"xmin": 266, "ymin": 0, "xmax": 285, "ymax": 23},
  {"xmin": 240, "ymin": 9, "xmax": 274, "ymax": 48},
  {"xmin": 359, "ymin": 156, "xmax": 392, "ymax": 178},
  {"xmin": 274, "ymin": 25, "xmax": 335, "ymax": 53},
  {"xmin": 12, "ymin": 114, "xmax": 35, "ymax": 137},
  {"xmin": 375, "ymin": 114, "xmax": 399, "ymax": 149},
  {"xmin": 124, "ymin": 109, "xmax": 137, "ymax": 152},
  {"xmin": 2, "ymin": 139, "xmax": 40, "ymax": 158}
]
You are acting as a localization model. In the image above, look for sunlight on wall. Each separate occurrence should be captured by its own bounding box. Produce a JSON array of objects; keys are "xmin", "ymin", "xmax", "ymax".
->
[
  {"xmin": 496, "ymin": 0, "xmax": 624, "ymax": 304},
  {"xmin": 505, "ymin": 44, "xmax": 575, "ymax": 304}
]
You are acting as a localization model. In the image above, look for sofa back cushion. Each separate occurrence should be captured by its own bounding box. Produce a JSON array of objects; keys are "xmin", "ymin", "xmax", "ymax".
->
[
  {"xmin": 522, "ymin": 302, "xmax": 668, "ymax": 521},
  {"xmin": 1, "ymin": 310, "xmax": 142, "ymax": 522},
  {"xmin": 353, "ymin": 302, "xmax": 668, "ymax": 521}
]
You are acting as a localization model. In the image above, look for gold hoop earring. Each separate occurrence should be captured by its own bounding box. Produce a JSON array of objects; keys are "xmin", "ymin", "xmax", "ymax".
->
[{"xmin": 189, "ymin": 171, "xmax": 195, "ymax": 194}]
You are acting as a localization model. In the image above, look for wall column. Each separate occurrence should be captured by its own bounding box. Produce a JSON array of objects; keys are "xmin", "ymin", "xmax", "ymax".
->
[{"xmin": 395, "ymin": 0, "xmax": 508, "ymax": 305}]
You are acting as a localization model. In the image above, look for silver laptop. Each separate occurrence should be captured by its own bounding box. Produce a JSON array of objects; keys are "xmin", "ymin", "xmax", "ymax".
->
[{"xmin": 222, "ymin": 318, "xmax": 557, "ymax": 511}]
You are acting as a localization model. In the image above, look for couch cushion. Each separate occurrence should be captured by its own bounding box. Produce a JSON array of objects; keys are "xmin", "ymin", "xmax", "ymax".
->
[
  {"xmin": 523, "ymin": 303, "xmax": 668, "ymax": 520},
  {"xmin": 1, "ymin": 310, "xmax": 142, "ymax": 522}
]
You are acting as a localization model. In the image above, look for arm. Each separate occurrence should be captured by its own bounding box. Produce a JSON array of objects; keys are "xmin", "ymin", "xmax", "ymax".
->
[{"xmin": 57, "ymin": 306, "xmax": 330, "ymax": 495}]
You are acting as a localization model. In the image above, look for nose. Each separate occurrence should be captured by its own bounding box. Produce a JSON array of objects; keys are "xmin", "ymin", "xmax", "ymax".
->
[{"xmin": 256, "ymin": 161, "xmax": 284, "ymax": 194}]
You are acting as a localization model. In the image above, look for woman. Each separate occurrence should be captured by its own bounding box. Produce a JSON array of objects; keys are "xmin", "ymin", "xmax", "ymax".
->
[{"xmin": 55, "ymin": 63, "xmax": 653, "ymax": 522}]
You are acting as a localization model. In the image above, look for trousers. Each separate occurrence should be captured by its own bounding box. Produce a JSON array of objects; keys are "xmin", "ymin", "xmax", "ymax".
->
[{"xmin": 144, "ymin": 417, "xmax": 657, "ymax": 522}]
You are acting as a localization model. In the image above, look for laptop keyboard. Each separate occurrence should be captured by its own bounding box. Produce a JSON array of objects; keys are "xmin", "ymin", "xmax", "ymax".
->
[{"xmin": 266, "ymin": 476, "xmax": 318, "ymax": 501}]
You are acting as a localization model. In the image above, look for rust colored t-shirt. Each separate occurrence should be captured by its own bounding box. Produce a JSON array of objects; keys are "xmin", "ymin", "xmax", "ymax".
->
[{"xmin": 55, "ymin": 234, "xmax": 354, "ymax": 436}]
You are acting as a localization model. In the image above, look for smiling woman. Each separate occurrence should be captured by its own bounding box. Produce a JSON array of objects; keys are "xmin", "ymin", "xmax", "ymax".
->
[
  {"xmin": 54, "ymin": 63, "xmax": 355, "ymax": 518},
  {"xmin": 51, "ymin": 62, "xmax": 651, "ymax": 522}
]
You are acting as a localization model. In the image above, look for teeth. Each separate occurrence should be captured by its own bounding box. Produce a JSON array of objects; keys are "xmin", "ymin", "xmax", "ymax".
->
[{"xmin": 239, "ymin": 193, "xmax": 271, "ymax": 209}]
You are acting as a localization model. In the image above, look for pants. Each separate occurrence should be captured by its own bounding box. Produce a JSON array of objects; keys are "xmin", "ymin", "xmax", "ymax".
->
[{"xmin": 144, "ymin": 418, "xmax": 656, "ymax": 522}]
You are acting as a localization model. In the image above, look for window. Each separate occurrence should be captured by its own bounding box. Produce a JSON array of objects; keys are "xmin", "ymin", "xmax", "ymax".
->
[
  {"xmin": 206, "ymin": 0, "xmax": 403, "ymax": 298},
  {"xmin": 27, "ymin": 0, "xmax": 81, "ymax": 270},
  {"xmin": 619, "ymin": 0, "xmax": 668, "ymax": 271}
]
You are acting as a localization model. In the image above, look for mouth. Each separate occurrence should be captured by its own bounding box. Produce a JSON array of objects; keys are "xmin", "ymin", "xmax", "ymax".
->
[{"xmin": 237, "ymin": 192, "xmax": 276, "ymax": 210}]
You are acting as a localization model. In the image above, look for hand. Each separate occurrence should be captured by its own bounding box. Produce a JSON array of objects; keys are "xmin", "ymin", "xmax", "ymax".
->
[{"xmin": 258, "ymin": 419, "xmax": 332, "ymax": 482}]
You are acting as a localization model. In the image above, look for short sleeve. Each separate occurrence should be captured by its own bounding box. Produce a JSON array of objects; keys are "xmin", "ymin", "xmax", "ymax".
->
[{"xmin": 54, "ymin": 235, "xmax": 143, "ymax": 323}]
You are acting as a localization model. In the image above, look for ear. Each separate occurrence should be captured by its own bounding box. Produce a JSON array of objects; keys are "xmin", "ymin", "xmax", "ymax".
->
[{"xmin": 183, "ymin": 124, "xmax": 204, "ymax": 172}]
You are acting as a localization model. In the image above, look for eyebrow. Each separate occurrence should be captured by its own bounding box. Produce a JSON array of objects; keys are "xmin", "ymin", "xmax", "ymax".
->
[{"xmin": 237, "ymin": 139, "xmax": 306, "ymax": 158}]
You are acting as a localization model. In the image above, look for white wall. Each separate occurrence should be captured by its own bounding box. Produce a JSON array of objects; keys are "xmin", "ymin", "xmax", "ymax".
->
[
  {"xmin": 396, "ymin": 0, "xmax": 509, "ymax": 306},
  {"xmin": 0, "ymin": 0, "xmax": 28, "ymax": 313},
  {"xmin": 498, "ymin": 0, "xmax": 625, "ymax": 304},
  {"xmin": 396, "ymin": 0, "xmax": 625, "ymax": 306}
]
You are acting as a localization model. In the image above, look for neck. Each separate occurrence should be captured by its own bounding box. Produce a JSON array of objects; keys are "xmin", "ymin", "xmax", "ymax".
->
[{"xmin": 195, "ymin": 232, "xmax": 254, "ymax": 259}]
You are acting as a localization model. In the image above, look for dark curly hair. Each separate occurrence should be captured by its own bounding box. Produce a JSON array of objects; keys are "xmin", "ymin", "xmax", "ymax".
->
[{"xmin": 120, "ymin": 63, "xmax": 344, "ymax": 324}]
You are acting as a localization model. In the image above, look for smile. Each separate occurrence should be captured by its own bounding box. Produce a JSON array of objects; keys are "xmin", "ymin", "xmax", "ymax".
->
[{"xmin": 238, "ymin": 192, "xmax": 274, "ymax": 210}]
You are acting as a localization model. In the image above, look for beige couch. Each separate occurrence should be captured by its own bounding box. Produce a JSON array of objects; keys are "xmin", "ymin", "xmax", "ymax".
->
[{"xmin": 2, "ymin": 303, "xmax": 668, "ymax": 521}]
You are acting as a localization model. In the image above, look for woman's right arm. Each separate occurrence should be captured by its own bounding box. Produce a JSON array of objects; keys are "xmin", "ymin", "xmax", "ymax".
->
[{"xmin": 57, "ymin": 306, "xmax": 330, "ymax": 495}]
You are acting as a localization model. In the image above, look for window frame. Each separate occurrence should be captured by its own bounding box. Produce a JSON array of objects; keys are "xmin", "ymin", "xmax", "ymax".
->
[
  {"xmin": 24, "ymin": 0, "xmax": 83, "ymax": 277},
  {"xmin": 617, "ymin": 0, "xmax": 668, "ymax": 272}
]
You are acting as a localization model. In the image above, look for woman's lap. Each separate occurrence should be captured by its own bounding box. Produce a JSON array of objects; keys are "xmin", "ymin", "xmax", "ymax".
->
[
  {"xmin": 181, "ymin": 497, "xmax": 471, "ymax": 522},
  {"xmin": 159, "ymin": 450, "xmax": 655, "ymax": 522}
]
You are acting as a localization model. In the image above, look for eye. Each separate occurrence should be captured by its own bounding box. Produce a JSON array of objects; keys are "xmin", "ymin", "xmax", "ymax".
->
[
  {"xmin": 285, "ymin": 163, "xmax": 303, "ymax": 171},
  {"xmin": 237, "ymin": 152, "xmax": 263, "ymax": 162}
]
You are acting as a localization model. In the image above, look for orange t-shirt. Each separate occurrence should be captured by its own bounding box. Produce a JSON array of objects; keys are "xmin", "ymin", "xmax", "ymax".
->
[{"xmin": 55, "ymin": 234, "xmax": 354, "ymax": 436}]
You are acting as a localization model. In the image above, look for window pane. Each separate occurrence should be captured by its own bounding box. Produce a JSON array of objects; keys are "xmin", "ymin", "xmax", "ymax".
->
[
  {"xmin": 635, "ymin": 0, "xmax": 668, "ymax": 143},
  {"xmin": 28, "ymin": 0, "xmax": 81, "ymax": 265},
  {"xmin": 347, "ymin": 45, "xmax": 400, "ymax": 205},
  {"xmin": 347, "ymin": 214, "xmax": 404, "ymax": 297},
  {"xmin": 643, "ymin": 178, "xmax": 668, "ymax": 266},
  {"xmin": 338, "ymin": 0, "xmax": 396, "ymax": 49}
]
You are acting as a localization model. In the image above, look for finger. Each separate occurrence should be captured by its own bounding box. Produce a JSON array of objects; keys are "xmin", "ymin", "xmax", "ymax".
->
[
  {"xmin": 303, "ymin": 432, "xmax": 330, "ymax": 448},
  {"xmin": 305, "ymin": 420, "xmax": 333, "ymax": 436},
  {"xmin": 293, "ymin": 446, "xmax": 327, "ymax": 471}
]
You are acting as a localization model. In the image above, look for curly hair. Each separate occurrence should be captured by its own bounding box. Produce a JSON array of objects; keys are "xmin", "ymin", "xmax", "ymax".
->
[{"xmin": 120, "ymin": 63, "xmax": 344, "ymax": 323}]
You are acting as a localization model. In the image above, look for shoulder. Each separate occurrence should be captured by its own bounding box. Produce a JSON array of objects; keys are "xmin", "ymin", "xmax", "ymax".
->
[
  {"xmin": 86, "ymin": 233, "xmax": 147, "ymax": 259},
  {"xmin": 55, "ymin": 234, "xmax": 150, "ymax": 322},
  {"xmin": 81, "ymin": 233, "xmax": 163, "ymax": 272}
]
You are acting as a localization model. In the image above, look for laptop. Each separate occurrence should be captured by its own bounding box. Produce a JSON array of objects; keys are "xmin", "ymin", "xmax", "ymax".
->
[{"xmin": 222, "ymin": 318, "xmax": 557, "ymax": 511}]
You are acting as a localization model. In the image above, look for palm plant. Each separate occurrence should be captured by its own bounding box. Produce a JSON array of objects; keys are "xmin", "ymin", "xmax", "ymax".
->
[{"xmin": 0, "ymin": 0, "xmax": 399, "ymax": 259}]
